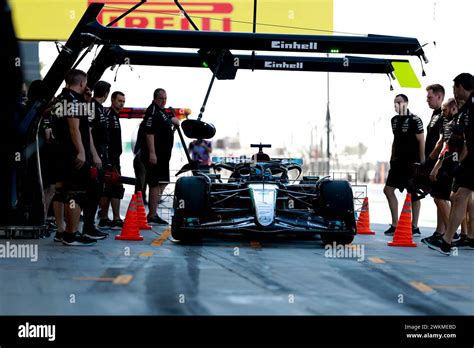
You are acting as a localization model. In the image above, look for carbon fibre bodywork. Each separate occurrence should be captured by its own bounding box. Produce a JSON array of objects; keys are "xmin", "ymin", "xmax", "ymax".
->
[{"xmin": 171, "ymin": 157, "xmax": 356, "ymax": 242}]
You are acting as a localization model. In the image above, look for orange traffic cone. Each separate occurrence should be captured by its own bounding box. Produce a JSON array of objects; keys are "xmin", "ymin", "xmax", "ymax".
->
[
  {"xmin": 388, "ymin": 193, "xmax": 417, "ymax": 247},
  {"xmin": 356, "ymin": 197, "xmax": 375, "ymax": 235},
  {"xmin": 115, "ymin": 194, "xmax": 144, "ymax": 241},
  {"xmin": 135, "ymin": 191, "xmax": 152, "ymax": 230}
]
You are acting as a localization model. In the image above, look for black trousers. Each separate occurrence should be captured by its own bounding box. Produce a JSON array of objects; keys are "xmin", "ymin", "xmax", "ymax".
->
[{"xmin": 82, "ymin": 173, "xmax": 104, "ymax": 228}]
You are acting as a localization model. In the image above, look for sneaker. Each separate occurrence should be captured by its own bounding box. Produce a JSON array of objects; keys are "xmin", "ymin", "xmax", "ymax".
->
[
  {"xmin": 384, "ymin": 225, "xmax": 396, "ymax": 236},
  {"xmin": 468, "ymin": 237, "xmax": 474, "ymax": 249},
  {"xmin": 98, "ymin": 219, "xmax": 113, "ymax": 229},
  {"xmin": 83, "ymin": 226, "xmax": 108, "ymax": 240},
  {"xmin": 452, "ymin": 234, "xmax": 472, "ymax": 248},
  {"xmin": 452, "ymin": 233, "xmax": 461, "ymax": 242},
  {"xmin": 54, "ymin": 232, "xmax": 64, "ymax": 242},
  {"xmin": 412, "ymin": 226, "xmax": 421, "ymax": 238},
  {"xmin": 109, "ymin": 219, "xmax": 124, "ymax": 229},
  {"xmin": 424, "ymin": 236, "xmax": 451, "ymax": 255},
  {"xmin": 421, "ymin": 231, "xmax": 443, "ymax": 246},
  {"xmin": 61, "ymin": 232, "xmax": 97, "ymax": 246},
  {"xmin": 147, "ymin": 215, "xmax": 168, "ymax": 225}
]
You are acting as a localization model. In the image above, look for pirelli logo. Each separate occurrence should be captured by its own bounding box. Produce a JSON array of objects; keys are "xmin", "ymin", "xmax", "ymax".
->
[
  {"xmin": 92, "ymin": 1, "xmax": 233, "ymax": 31},
  {"xmin": 12, "ymin": 0, "xmax": 333, "ymax": 41}
]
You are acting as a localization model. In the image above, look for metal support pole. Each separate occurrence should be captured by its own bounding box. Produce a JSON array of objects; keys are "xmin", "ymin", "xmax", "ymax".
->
[{"xmin": 326, "ymin": 57, "xmax": 331, "ymax": 174}]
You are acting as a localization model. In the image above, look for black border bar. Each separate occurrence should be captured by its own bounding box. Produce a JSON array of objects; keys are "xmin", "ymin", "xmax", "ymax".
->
[{"xmin": 0, "ymin": 316, "xmax": 471, "ymax": 346}]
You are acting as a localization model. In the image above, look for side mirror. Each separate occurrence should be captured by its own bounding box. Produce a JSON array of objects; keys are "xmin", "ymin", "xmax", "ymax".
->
[{"xmin": 176, "ymin": 160, "xmax": 200, "ymax": 176}]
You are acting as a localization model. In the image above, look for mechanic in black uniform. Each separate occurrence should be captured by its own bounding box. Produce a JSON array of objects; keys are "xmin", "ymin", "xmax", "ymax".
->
[
  {"xmin": 98, "ymin": 91, "xmax": 126, "ymax": 228},
  {"xmin": 43, "ymin": 92, "xmax": 68, "ymax": 240},
  {"xmin": 424, "ymin": 84, "xmax": 445, "ymax": 165},
  {"xmin": 426, "ymin": 73, "xmax": 474, "ymax": 255},
  {"xmin": 422, "ymin": 84, "xmax": 447, "ymax": 237},
  {"xmin": 133, "ymin": 117, "xmax": 148, "ymax": 200},
  {"xmin": 425, "ymin": 84, "xmax": 445, "ymax": 158},
  {"xmin": 50, "ymin": 69, "xmax": 97, "ymax": 246},
  {"xmin": 383, "ymin": 94, "xmax": 425, "ymax": 237},
  {"xmin": 422, "ymin": 98, "xmax": 463, "ymax": 244},
  {"xmin": 141, "ymin": 88, "xmax": 180, "ymax": 225},
  {"xmin": 83, "ymin": 80, "xmax": 111, "ymax": 239}
]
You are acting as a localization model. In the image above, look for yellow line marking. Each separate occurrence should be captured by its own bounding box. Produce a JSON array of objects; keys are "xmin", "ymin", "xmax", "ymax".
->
[
  {"xmin": 368, "ymin": 257, "xmax": 385, "ymax": 264},
  {"xmin": 410, "ymin": 281, "xmax": 434, "ymax": 293},
  {"xmin": 151, "ymin": 239, "xmax": 161, "ymax": 246},
  {"xmin": 73, "ymin": 277, "xmax": 115, "ymax": 282},
  {"xmin": 383, "ymin": 258, "xmax": 417, "ymax": 264},
  {"xmin": 74, "ymin": 274, "xmax": 133, "ymax": 285},
  {"xmin": 430, "ymin": 285, "xmax": 471, "ymax": 290},
  {"xmin": 151, "ymin": 228, "xmax": 171, "ymax": 246},
  {"xmin": 113, "ymin": 275, "xmax": 133, "ymax": 285},
  {"xmin": 250, "ymin": 241, "xmax": 262, "ymax": 249},
  {"xmin": 139, "ymin": 252, "xmax": 154, "ymax": 257}
]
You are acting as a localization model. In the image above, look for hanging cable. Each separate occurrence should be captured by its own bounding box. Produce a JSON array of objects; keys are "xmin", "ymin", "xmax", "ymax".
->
[
  {"xmin": 114, "ymin": 64, "xmax": 122, "ymax": 82},
  {"xmin": 387, "ymin": 74, "xmax": 394, "ymax": 91},
  {"xmin": 418, "ymin": 56, "xmax": 426, "ymax": 77},
  {"xmin": 54, "ymin": 41, "xmax": 73, "ymax": 55},
  {"xmin": 92, "ymin": 44, "xmax": 101, "ymax": 61}
]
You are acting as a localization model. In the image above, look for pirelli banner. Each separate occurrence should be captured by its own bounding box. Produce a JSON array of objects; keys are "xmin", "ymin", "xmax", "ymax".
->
[{"xmin": 10, "ymin": 0, "xmax": 334, "ymax": 41}]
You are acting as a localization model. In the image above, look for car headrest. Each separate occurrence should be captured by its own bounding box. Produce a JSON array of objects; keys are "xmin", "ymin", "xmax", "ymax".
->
[{"xmin": 251, "ymin": 152, "xmax": 271, "ymax": 161}]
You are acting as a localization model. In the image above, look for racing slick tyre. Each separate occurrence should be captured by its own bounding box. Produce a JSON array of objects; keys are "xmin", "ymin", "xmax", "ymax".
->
[
  {"xmin": 317, "ymin": 180, "xmax": 356, "ymax": 234},
  {"xmin": 320, "ymin": 234, "xmax": 355, "ymax": 246},
  {"xmin": 171, "ymin": 176, "xmax": 209, "ymax": 242}
]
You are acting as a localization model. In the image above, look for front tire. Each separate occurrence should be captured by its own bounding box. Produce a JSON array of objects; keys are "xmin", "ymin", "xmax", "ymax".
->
[
  {"xmin": 171, "ymin": 176, "xmax": 209, "ymax": 242},
  {"xmin": 317, "ymin": 180, "xmax": 356, "ymax": 233}
]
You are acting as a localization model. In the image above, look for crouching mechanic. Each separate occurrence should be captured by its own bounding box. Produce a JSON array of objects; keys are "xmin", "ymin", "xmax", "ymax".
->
[
  {"xmin": 51, "ymin": 69, "xmax": 98, "ymax": 246},
  {"xmin": 383, "ymin": 94, "xmax": 425, "ymax": 237},
  {"xmin": 426, "ymin": 73, "xmax": 474, "ymax": 255},
  {"xmin": 99, "ymin": 91, "xmax": 126, "ymax": 228}
]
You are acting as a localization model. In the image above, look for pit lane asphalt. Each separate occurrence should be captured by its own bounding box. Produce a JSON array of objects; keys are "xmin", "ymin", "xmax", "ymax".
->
[{"xmin": 0, "ymin": 193, "xmax": 473, "ymax": 315}]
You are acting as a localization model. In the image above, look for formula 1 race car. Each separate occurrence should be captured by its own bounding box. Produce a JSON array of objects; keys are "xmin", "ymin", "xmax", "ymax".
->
[{"xmin": 171, "ymin": 144, "xmax": 356, "ymax": 245}]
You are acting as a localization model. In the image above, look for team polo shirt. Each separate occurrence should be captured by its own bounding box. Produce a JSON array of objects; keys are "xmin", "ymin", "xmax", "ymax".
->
[
  {"xmin": 390, "ymin": 111, "xmax": 424, "ymax": 163},
  {"xmin": 105, "ymin": 107, "xmax": 122, "ymax": 159},
  {"xmin": 425, "ymin": 108, "xmax": 443, "ymax": 158},
  {"xmin": 51, "ymin": 88, "xmax": 91, "ymax": 162},
  {"xmin": 141, "ymin": 102, "xmax": 175, "ymax": 160}
]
